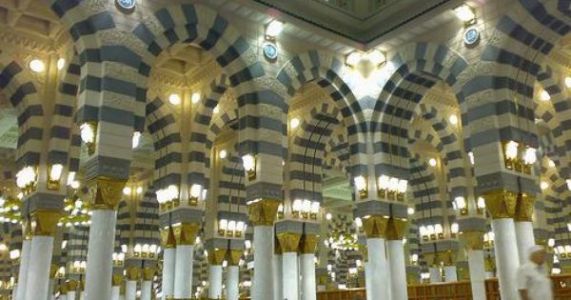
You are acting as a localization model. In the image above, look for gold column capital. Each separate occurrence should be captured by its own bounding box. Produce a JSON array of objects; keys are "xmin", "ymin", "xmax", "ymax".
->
[
  {"xmin": 515, "ymin": 193, "xmax": 535, "ymax": 222},
  {"xmin": 59, "ymin": 283, "xmax": 69, "ymax": 294},
  {"xmin": 227, "ymin": 249, "xmax": 242, "ymax": 266},
  {"xmin": 299, "ymin": 234, "xmax": 319, "ymax": 254},
  {"xmin": 112, "ymin": 274, "xmax": 123, "ymax": 286},
  {"xmin": 90, "ymin": 177, "xmax": 127, "ymax": 210},
  {"xmin": 277, "ymin": 232, "xmax": 301, "ymax": 253},
  {"xmin": 66, "ymin": 279, "xmax": 78, "ymax": 291},
  {"xmin": 160, "ymin": 226, "xmax": 177, "ymax": 248},
  {"xmin": 247, "ymin": 199, "xmax": 280, "ymax": 226},
  {"xmin": 362, "ymin": 215, "xmax": 389, "ymax": 239},
  {"xmin": 49, "ymin": 264, "xmax": 58, "ymax": 279},
  {"xmin": 173, "ymin": 223, "xmax": 200, "ymax": 246},
  {"xmin": 126, "ymin": 266, "xmax": 141, "ymax": 281},
  {"xmin": 483, "ymin": 189, "xmax": 517, "ymax": 219},
  {"xmin": 484, "ymin": 256, "xmax": 495, "ymax": 272},
  {"xmin": 142, "ymin": 267, "xmax": 156, "ymax": 281},
  {"xmin": 460, "ymin": 231, "xmax": 485, "ymax": 250},
  {"xmin": 207, "ymin": 248, "xmax": 228, "ymax": 265},
  {"xmin": 386, "ymin": 218, "xmax": 408, "ymax": 240},
  {"xmin": 30, "ymin": 209, "xmax": 62, "ymax": 237}
]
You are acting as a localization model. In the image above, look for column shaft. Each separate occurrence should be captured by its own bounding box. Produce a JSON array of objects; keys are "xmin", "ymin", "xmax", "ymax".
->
[
  {"xmin": 125, "ymin": 280, "xmax": 137, "ymax": 300},
  {"xmin": 84, "ymin": 210, "xmax": 117, "ymax": 300},
  {"xmin": 387, "ymin": 240, "xmax": 407, "ymax": 300},
  {"xmin": 16, "ymin": 239, "xmax": 31, "ymax": 300},
  {"xmin": 67, "ymin": 291, "xmax": 76, "ymax": 300},
  {"xmin": 252, "ymin": 226, "xmax": 273, "ymax": 300},
  {"xmin": 173, "ymin": 245, "xmax": 194, "ymax": 298},
  {"xmin": 273, "ymin": 254, "xmax": 282, "ymax": 300},
  {"xmin": 162, "ymin": 248, "xmax": 176, "ymax": 299},
  {"xmin": 492, "ymin": 218, "xmax": 520, "ymax": 300},
  {"xmin": 443, "ymin": 266, "xmax": 457, "ymax": 282},
  {"xmin": 226, "ymin": 265, "xmax": 239, "ymax": 300},
  {"xmin": 467, "ymin": 250, "xmax": 486, "ymax": 300},
  {"xmin": 208, "ymin": 265, "xmax": 223, "ymax": 299},
  {"xmin": 111, "ymin": 286, "xmax": 120, "ymax": 300},
  {"xmin": 515, "ymin": 221, "xmax": 535, "ymax": 264},
  {"xmin": 300, "ymin": 253, "xmax": 316, "ymax": 300},
  {"xmin": 367, "ymin": 238, "xmax": 390, "ymax": 299},
  {"xmin": 282, "ymin": 252, "xmax": 299, "ymax": 300},
  {"xmin": 25, "ymin": 236, "xmax": 54, "ymax": 300},
  {"xmin": 141, "ymin": 281, "xmax": 152, "ymax": 300},
  {"xmin": 364, "ymin": 262, "xmax": 372, "ymax": 300},
  {"xmin": 429, "ymin": 267, "xmax": 442, "ymax": 283}
]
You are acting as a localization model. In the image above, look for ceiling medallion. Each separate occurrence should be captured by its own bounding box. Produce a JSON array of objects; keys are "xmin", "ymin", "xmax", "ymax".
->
[
  {"xmin": 263, "ymin": 42, "xmax": 278, "ymax": 61},
  {"xmin": 463, "ymin": 27, "xmax": 480, "ymax": 46},
  {"xmin": 116, "ymin": 0, "xmax": 136, "ymax": 11}
]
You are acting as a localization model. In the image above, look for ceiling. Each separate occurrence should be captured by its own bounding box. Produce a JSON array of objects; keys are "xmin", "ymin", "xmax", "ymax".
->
[{"xmin": 0, "ymin": 0, "xmax": 66, "ymax": 44}]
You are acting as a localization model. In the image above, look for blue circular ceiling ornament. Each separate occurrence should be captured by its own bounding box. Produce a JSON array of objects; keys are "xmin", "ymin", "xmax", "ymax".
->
[
  {"xmin": 463, "ymin": 27, "xmax": 480, "ymax": 46},
  {"xmin": 116, "ymin": 0, "xmax": 136, "ymax": 11},
  {"xmin": 263, "ymin": 42, "xmax": 278, "ymax": 61}
]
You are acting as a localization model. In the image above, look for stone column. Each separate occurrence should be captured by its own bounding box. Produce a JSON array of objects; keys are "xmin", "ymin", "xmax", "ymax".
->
[
  {"xmin": 247, "ymin": 199, "xmax": 280, "ymax": 300},
  {"xmin": 173, "ymin": 223, "xmax": 200, "ymax": 299},
  {"xmin": 515, "ymin": 194, "xmax": 536, "ymax": 264},
  {"xmin": 484, "ymin": 190, "xmax": 519, "ymax": 300},
  {"xmin": 84, "ymin": 178, "xmax": 126, "ymax": 300},
  {"xmin": 111, "ymin": 274, "xmax": 123, "ymax": 300},
  {"xmin": 386, "ymin": 218, "xmax": 408, "ymax": 300},
  {"xmin": 461, "ymin": 231, "xmax": 486, "ymax": 300},
  {"xmin": 299, "ymin": 234, "xmax": 318, "ymax": 300},
  {"xmin": 47, "ymin": 265, "xmax": 58, "ymax": 300},
  {"xmin": 277, "ymin": 232, "xmax": 301, "ymax": 300},
  {"xmin": 443, "ymin": 266, "xmax": 457, "ymax": 282},
  {"xmin": 363, "ymin": 216, "xmax": 390, "ymax": 300},
  {"xmin": 273, "ymin": 241, "xmax": 282, "ymax": 300},
  {"xmin": 226, "ymin": 250, "xmax": 242, "ymax": 300},
  {"xmin": 141, "ymin": 267, "xmax": 155, "ymax": 300},
  {"xmin": 125, "ymin": 267, "xmax": 140, "ymax": 300},
  {"xmin": 25, "ymin": 210, "xmax": 62, "ymax": 300},
  {"xmin": 16, "ymin": 222, "xmax": 32, "ymax": 300},
  {"xmin": 207, "ymin": 248, "xmax": 226, "ymax": 299},
  {"xmin": 160, "ymin": 226, "xmax": 176, "ymax": 300}
]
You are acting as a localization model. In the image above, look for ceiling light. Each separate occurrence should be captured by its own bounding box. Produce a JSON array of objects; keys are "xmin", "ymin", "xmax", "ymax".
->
[
  {"xmin": 540, "ymin": 181, "xmax": 549, "ymax": 190},
  {"xmin": 29, "ymin": 59, "xmax": 45, "ymax": 73},
  {"xmin": 428, "ymin": 158, "xmax": 437, "ymax": 167},
  {"xmin": 407, "ymin": 207, "xmax": 415, "ymax": 215},
  {"xmin": 213, "ymin": 105, "xmax": 219, "ymax": 114},
  {"xmin": 454, "ymin": 5, "xmax": 475, "ymax": 22},
  {"xmin": 123, "ymin": 187, "xmax": 131, "ymax": 195},
  {"xmin": 540, "ymin": 90, "xmax": 551, "ymax": 101},
  {"xmin": 266, "ymin": 20, "xmax": 284, "ymax": 38},
  {"xmin": 364, "ymin": 50, "xmax": 385, "ymax": 65},
  {"xmin": 449, "ymin": 115, "xmax": 458, "ymax": 125},
  {"xmin": 132, "ymin": 131, "xmax": 141, "ymax": 148},
  {"xmin": 219, "ymin": 149, "xmax": 227, "ymax": 159},
  {"xmin": 548, "ymin": 159, "xmax": 555, "ymax": 168},
  {"xmin": 191, "ymin": 92, "xmax": 201, "ymax": 104},
  {"xmin": 57, "ymin": 58, "xmax": 66, "ymax": 70},
  {"xmin": 325, "ymin": 213, "xmax": 332, "ymax": 220},
  {"xmin": 290, "ymin": 118, "xmax": 300, "ymax": 129},
  {"xmin": 169, "ymin": 94, "xmax": 181, "ymax": 105},
  {"xmin": 565, "ymin": 77, "xmax": 571, "ymax": 88},
  {"xmin": 346, "ymin": 52, "xmax": 362, "ymax": 67}
]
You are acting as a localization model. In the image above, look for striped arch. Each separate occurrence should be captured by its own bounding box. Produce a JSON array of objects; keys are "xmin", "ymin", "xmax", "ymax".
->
[
  {"xmin": 276, "ymin": 50, "xmax": 365, "ymax": 175},
  {"xmin": 534, "ymin": 65, "xmax": 571, "ymax": 178},
  {"xmin": 409, "ymin": 155, "xmax": 446, "ymax": 227},
  {"xmin": 146, "ymin": 96, "xmax": 182, "ymax": 188},
  {"xmin": 540, "ymin": 158, "xmax": 570, "ymax": 245},
  {"xmin": 52, "ymin": 56, "xmax": 81, "ymax": 174},
  {"xmin": 0, "ymin": 56, "xmax": 44, "ymax": 167},
  {"xmin": 217, "ymin": 152, "xmax": 246, "ymax": 206},
  {"xmin": 414, "ymin": 102, "xmax": 475, "ymax": 205},
  {"xmin": 324, "ymin": 130, "xmax": 350, "ymax": 172},
  {"xmin": 372, "ymin": 43, "xmax": 469, "ymax": 177},
  {"xmin": 288, "ymin": 103, "xmax": 342, "ymax": 203},
  {"xmin": 189, "ymin": 74, "xmax": 232, "ymax": 187}
]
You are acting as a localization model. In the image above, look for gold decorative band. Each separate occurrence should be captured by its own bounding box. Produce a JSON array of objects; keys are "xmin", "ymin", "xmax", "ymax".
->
[
  {"xmin": 386, "ymin": 218, "xmax": 408, "ymax": 241},
  {"xmin": 173, "ymin": 223, "xmax": 200, "ymax": 246},
  {"xmin": 112, "ymin": 274, "xmax": 123, "ymax": 286},
  {"xmin": 482, "ymin": 189, "xmax": 517, "ymax": 219},
  {"xmin": 30, "ymin": 209, "xmax": 62, "ymax": 237},
  {"xmin": 161, "ymin": 226, "xmax": 177, "ymax": 248},
  {"xmin": 515, "ymin": 193, "xmax": 535, "ymax": 222},
  {"xmin": 227, "ymin": 249, "xmax": 242, "ymax": 266},
  {"xmin": 207, "ymin": 248, "xmax": 227, "ymax": 265},
  {"xmin": 126, "ymin": 266, "xmax": 141, "ymax": 281},
  {"xmin": 460, "ymin": 231, "xmax": 484, "ymax": 250},
  {"xmin": 298, "ymin": 234, "xmax": 318, "ymax": 254},
  {"xmin": 142, "ymin": 267, "xmax": 156, "ymax": 281}
]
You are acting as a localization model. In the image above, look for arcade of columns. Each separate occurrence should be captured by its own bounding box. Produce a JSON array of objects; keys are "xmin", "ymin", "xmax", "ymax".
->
[{"xmin": 0, "ymin": 0, "xmax": 569, "ymax": 300}]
